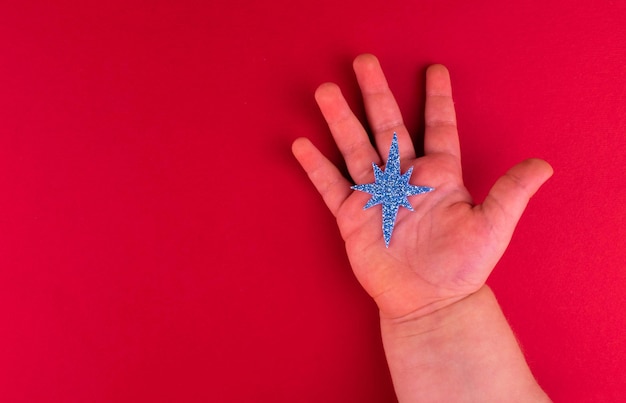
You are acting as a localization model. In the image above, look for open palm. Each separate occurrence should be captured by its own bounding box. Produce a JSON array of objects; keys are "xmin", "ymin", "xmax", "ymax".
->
[{"xmin": 293, "ymin": 54, "xmax": 552, "ymax": 319}]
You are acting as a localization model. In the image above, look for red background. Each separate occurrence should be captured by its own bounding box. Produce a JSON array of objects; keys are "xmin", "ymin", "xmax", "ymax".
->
[{"xmin": 0, "ymin": 1, "xmax": 624, "ymax": 402}]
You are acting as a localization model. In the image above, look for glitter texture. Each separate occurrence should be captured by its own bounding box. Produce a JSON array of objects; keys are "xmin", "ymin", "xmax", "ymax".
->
[{"xmin": 351, "ymin": 133, "xmax": 434, "ymax": 247}]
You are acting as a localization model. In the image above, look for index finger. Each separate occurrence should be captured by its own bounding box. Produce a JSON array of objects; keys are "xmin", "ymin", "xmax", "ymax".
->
[{"xmin": 423, "ymin": 64, "xmax": 461, "ymax": 160}]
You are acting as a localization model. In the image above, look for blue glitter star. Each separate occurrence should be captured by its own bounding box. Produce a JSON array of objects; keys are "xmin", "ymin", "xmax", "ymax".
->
[{"xmin": 351, "ymin": 133, "xmax": 434, "ymax": 247}]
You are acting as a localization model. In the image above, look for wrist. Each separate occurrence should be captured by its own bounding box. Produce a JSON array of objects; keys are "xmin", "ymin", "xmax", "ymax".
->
[
  {"xmin": 379, "ymin": 285, "xmax": 494, "ymax": 336},
  {"xmin": 380, "ymin": 286, "xmax": 551, "ymax": 402}
]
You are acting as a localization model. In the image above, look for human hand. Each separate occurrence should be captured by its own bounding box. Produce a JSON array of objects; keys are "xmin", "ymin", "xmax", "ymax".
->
[{"xmin": 292, "ymin": 54, "xmax": 553, "ymax": 320}]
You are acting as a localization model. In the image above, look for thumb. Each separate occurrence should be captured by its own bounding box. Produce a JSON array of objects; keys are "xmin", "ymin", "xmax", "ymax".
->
[{"xmin": 480, "ymin": 158, "xmax": 554, "ymax": 234}]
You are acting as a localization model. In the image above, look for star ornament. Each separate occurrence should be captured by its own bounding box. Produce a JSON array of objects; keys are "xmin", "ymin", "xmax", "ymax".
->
[{"xmin": 351, "ymin": 133, "xmax": 434, "ymax": 247}]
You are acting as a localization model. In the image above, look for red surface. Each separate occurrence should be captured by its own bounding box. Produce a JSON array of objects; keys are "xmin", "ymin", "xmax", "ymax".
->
[{"xmin": 0, "ymin": 1, "xmax": 624, "ymax": 402}]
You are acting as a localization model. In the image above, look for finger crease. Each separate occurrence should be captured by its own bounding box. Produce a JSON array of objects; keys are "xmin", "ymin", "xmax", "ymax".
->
[
  {"xmin": 373, "ymin": 120, "xmax": 405, "ymax": 133},
  {"xmin": 426, "ymin": 120, "xmax": 457, "ymax": 127}
]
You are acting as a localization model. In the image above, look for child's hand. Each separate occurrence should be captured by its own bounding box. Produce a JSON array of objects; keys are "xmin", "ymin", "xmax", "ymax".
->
[{"xmin": 293, "ymin": 54, "xmax": 552, "ymax": 320}]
